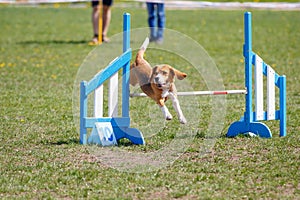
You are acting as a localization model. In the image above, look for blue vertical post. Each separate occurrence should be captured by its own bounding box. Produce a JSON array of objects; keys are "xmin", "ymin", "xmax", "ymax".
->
[
  {"xmin": 122, "ymin": 13, "xmax": 130, "ymax": 118},
  {"xmin": 80, "ymin": 81, "xmax": 88, "ymax": 144},
  {"xmin": 280, "ymin": 75, "xmax": 286, "ymax": 137},
  {"xmin": 244, "ymin": 12, "xmax": 253, "ymax": 125}
]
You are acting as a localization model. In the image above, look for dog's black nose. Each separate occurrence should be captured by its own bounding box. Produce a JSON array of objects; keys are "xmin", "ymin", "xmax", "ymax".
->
[{"xmin": 154, "ymin": 77, "xmax": 159, "ymax": 82}]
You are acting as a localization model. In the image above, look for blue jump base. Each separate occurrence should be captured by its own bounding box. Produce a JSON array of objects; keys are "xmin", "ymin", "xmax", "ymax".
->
[{"xmin": 226, "ymin": 12, "xmax": 286, "ymax": 138}]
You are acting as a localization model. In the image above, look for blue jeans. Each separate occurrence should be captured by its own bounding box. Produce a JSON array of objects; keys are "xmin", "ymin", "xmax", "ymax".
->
[{"xmin": 146, "ymin": 3, "xmax": 165, "ymax": 40}]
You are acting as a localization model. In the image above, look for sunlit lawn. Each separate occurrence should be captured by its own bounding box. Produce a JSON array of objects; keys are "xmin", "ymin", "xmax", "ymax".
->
[{"xmin": 0, "ymin": 4, "xmax": 299, "ymax": 199}]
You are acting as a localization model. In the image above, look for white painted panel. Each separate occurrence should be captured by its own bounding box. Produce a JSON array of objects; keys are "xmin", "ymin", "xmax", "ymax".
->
[
  {"xmin": 255, "ymin": 55, "xmax": 264, "ymax": 120},
  {"xmin": 87, "ymin": 122, "xmax": 117, "ymax": 146},
  {"xmin": 94, "ymin": 85, "xmax": 103, "ymax": 117},
  {"xmin": 108, "ymin": 73, "xmax": 118, "ymax": 117},
  {"xmin": 267, "ymin": 65, "xmax": 276, "ymax": 120}
]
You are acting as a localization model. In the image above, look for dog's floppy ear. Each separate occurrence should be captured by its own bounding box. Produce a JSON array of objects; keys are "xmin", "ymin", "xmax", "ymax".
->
[
  {"xmin": 171, "ymin": 68, "xmax": 187, "ymax": 80},
  {"xmin": 150, "ymin": 66, "xmax": 158, "ymax": 82}
]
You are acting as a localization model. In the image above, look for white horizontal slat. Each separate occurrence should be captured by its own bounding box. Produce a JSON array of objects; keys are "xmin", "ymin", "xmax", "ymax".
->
[{"xmin": 129, "ymin": 90, "xmax": 247, "ymax": 97}]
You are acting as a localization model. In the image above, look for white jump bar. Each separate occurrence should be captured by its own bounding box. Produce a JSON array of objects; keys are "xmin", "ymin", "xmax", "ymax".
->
[{"xmin": 130, "ymin": 89, "xmax": 247, "ymax": 97}]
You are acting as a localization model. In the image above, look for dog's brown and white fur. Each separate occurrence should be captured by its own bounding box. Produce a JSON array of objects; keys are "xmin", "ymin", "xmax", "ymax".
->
[{"xmin": 130, "ymin": 38, "xmax": 187, "ymax": 124}]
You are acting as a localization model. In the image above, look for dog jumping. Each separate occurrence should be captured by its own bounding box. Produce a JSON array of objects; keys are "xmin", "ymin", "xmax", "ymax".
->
[{"xmin": 130, "ymin": 38, "xmax": 187, "ymax": 124}]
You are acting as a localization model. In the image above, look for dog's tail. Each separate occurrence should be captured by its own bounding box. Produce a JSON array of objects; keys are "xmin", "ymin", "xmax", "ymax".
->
[
  {"xmin": 130, "ymin": 37, "xmax": 150, "ymax": 86},
  {"xmin": 135, "ymin": 37, "xmax": 149, "ymax": 63},
  {"xmin": 140, "ymin": 37, "xmax": 149, "ymax": 51}
]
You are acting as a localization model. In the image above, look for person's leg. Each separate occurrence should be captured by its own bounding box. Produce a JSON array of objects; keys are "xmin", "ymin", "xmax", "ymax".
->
[
  {"xmin": 91, "ymin": 1, "xmax": 100, "ymax": 43},
  {"xmin": 146, "ymin": 3, "xmax": 157, "ymax": 42},
  {"xmin": 102, "ymin": 4, "xmax": 111, "ymax": 42},
  {"xmin": 156, "ymin": 3, "xmax": 165, "ymax": 43}
]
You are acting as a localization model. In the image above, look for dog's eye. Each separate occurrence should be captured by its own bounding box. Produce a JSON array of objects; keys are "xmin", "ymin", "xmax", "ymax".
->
[{"xmin": 162, "ymin": 71, "xmax": 168, "ymax": 75}]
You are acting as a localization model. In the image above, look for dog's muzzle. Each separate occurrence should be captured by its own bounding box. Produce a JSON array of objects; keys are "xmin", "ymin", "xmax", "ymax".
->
[{"xmin": 154, "ymin": 78, "xmax": 165, "ymax": 88}]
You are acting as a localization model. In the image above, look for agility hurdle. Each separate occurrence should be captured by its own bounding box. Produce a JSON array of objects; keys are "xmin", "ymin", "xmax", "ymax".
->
[
  {"xmin": 226, "ymin": 12, "xmax": 286, "ymax": 138},
  {"xmin": 129, "ymin": 12, "xmax": 286, "ymax": 138},
  {"xmin": 80, "ymin": 13, "xmax": 145, "ymax": 145}
]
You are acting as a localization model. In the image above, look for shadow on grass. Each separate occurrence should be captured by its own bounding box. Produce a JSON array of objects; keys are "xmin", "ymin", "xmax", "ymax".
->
[
  {"xmin": 17, "ymin": 39, "xmax": 88, "ymax": 45},
  {"xmin": 117, "ymin": 138, "xmax": 135, "ymax": 147},
  {"xmin": 49, "ymin": 138, "xmax": 79, "ymax": 145},
  {"xmin": 49, "ymin": 138, "xmax": 138, "ymax": 147}
]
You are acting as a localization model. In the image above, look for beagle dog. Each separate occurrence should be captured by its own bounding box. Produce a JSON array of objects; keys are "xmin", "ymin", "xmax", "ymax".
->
[{"xmin": 130, "ymin": 38, "xmax": 187, "ymax": 124}]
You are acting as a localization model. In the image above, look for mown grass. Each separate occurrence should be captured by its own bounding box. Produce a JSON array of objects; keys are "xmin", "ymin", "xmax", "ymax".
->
[
  {"xmin": 190, "ymin": 0, "xmax": 300, "ymax": 2},
  {"xmin": 0, "ymin": 5, "xmax": 299, "ymax": 199}
]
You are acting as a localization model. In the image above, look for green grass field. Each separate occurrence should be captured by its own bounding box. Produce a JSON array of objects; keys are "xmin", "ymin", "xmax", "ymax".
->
[
  {"xmin": 190, "ymin": 0, "xmax": 300, "ymax": 2},
  {"xmin": 0, "ymin": 4, "xmax": 299, "ymax": 199}
]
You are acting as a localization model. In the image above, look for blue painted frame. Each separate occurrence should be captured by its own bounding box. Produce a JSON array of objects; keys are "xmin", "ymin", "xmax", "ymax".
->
[
  {"xmin": 79, "ymin": 13, "xmax": 145, "ymax": 145},
  {"xmin": 227, "ymin": 12, "xmax": 286, "ymax": 138}
]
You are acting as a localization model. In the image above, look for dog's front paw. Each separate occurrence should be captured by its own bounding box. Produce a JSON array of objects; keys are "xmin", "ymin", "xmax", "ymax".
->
[
  {"xmin": 160, "ymin": 105, "xmax": 173, "ymax": 121},
  {"xmin": 179, "ymin": 116, "xmax": 187, "ymax": 124},
  {"xmin": 166, "ymin": 113, "xmax": 173, "ymax": 120}
]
